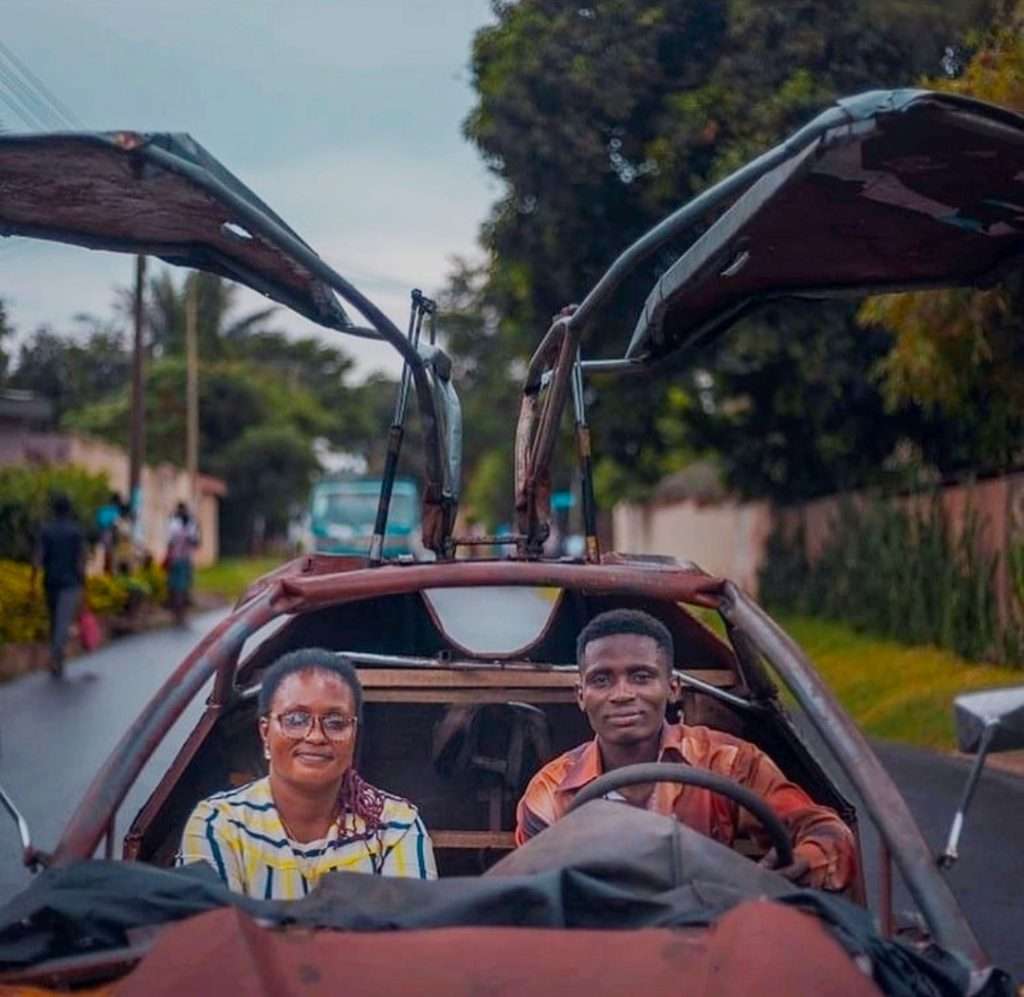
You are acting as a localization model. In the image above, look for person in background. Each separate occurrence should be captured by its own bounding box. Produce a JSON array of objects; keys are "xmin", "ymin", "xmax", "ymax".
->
[
  {"xmin": 95, "ymin": 492, "xmax": 122, "ymax": 574},
  {"xmin": 165, "ymin": 501, "xmax": 200, "ymax": 625},
  {"xmin": 32, "ymin": 493, "xmax": 86, "ymax": 678},
  {"xmin": 111, "ymin": 498, "xmax": 137, "ymax": 576}
]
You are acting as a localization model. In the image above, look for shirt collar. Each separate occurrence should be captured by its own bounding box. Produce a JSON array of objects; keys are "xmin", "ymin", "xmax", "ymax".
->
[{"xmin": 557, "ymin": 722, "xmax": 694, "ymax": 793}]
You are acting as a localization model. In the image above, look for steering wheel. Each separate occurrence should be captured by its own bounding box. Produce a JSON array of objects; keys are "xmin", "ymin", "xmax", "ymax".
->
[{"xmin": 566, "ymin": 762, "xmax": 794, "ymax": 868}]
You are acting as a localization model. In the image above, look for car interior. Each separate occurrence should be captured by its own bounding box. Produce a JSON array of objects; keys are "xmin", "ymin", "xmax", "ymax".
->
[{"xmin": 123, "ymin": 587, "xmax": 862, "ymax": 891}]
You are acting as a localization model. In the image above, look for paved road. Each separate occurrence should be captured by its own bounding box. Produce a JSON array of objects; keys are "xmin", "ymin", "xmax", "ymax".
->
[
  {"xmin": 0, "ymin": 593, "xmax": 1020, "ymax": 979},
  {"xmin": 0, "ymin": 609, "xmax": 228, "ymax": 900},
  {"xmin": 870, "ymin": 740, "xmax": 1024, "ymax": 980}
]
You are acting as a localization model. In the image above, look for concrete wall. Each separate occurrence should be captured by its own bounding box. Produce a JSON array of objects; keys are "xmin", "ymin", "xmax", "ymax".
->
[
  {"xmin": 1, "ymin": 430, "xmax": 223, "ymax": 567},
  {"xmin": 613, "ymin": 497, "xmax": 773, "ymax": 595},
  {"xmin": 613, "ymin": 472, "xmax": 1024, "ymax": 609}
]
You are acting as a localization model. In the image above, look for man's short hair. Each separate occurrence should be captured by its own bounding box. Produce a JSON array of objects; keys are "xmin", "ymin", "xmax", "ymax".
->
[{"xmin": 576, "ymin": 609, "xmax": 674, "ymax": 674}]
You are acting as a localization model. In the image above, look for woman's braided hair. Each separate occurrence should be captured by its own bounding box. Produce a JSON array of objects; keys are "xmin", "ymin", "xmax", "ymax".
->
[{"xmin": 259, "ymin": 648, "xmax": 385, "ymax": 832}]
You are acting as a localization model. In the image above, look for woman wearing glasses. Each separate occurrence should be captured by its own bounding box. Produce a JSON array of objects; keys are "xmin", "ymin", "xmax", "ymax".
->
[{"xmin": 177, "ymin": 648, "xmax": 437, "ymax": 898}]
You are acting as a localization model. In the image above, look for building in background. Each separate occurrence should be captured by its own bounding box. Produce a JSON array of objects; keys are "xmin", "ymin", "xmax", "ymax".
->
[{"xmin": 0, "ymin": 416, "xmax": 224, "ymax": 567}]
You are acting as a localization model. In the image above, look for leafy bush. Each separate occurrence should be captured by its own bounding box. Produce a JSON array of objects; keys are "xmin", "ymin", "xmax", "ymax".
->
[
  {"xmin": 759, "ymin": 494, "xmax": 1021, "ymax": 665},
  {"xmin": 0, "ymin": 559, "xmax": 169, "ymax": 646},
  {"xmin": 0, "ymin": 465, "xmax": 111, "ymax": 562},
  {"xmin": 0, "ymin": 560, "xmax": 48, "ymax": 643}
]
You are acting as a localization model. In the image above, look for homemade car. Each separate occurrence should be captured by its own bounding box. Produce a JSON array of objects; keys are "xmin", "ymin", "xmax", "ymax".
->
[{"xmin": 0, "ymin": 88, "xmax": 1022, "ymax": 995}]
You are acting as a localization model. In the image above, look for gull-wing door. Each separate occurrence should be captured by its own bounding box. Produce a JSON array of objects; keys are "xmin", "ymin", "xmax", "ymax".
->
[
  {"xmin": 626, "ymin": 89, "xmax": 1024, "ymax": 364},
  {"xmin": 0, "ymin": 130, "xmax": 461, "ymax": 553},
  {"xmin": 0, "ymin": 131, "xmax": 369, "ymax": 335}
]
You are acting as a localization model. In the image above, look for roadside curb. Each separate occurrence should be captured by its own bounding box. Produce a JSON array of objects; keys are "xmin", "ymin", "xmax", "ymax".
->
[{"xmin": 954, "ymin": 748, "xmax": 1024, "ymax": 780}]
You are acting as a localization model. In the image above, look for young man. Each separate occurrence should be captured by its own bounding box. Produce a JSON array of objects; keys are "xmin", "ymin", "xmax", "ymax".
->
[
  {"xmin": 515, "ymin": 609, "xmax": 856, "ymax": 890},
  {"xmin": 33, "ymin": 493, "xmax": 86, "ymax": 678}
]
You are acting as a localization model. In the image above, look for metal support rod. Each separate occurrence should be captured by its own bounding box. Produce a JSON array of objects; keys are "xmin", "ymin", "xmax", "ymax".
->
[
  {"xmin": 128, "ymin": 254, "xmax": 147, "ymax": 522},
  {"xmin": 938, "ymin": 720, "xmax": 998, "ymax": 869},
  {"xmin": 104, "ymin": 816, "xmax": 116, "ymax": 860},
  {"xmin": 185, "ymin": 273, "xmax": 199, "ymax": 508},
  {"xmin": 0, "ymin": 781, "xmax": 37, "ymax": 868},
  {"xmin": 453, "ymin": 534, "xmax": 524, "ymax": 547},
  {"xmin": 370, "ymin": 290, "xmax": 429, "ymax": 563},
  {"xmin": 880, "ymin": 839, "xmax": 894, "ymax": 938},
  {"xmin": 239, "ymin": 652, "xmax": 756, "ymax": 714},
  {"xmin": 579, "ymin": 358, "xmax": 647, "ymax": 375},
  {"xmin": 571, "ymin": 348, "xmax": 600, "ymax": 563},
  {"xmin": 719, "ymin": 584, "xmax": 985, "ymax": 965}
]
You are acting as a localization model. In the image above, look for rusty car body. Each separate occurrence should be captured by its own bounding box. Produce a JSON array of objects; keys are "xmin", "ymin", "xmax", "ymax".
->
[{"xmin": 0, "ymin": 88, "xmax": 1022, "ymax": 995}]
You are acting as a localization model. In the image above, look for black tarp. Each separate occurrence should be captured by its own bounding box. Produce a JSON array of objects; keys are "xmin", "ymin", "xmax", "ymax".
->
[{"xmin": 0, "ymin": 803, "xmax": 1010, "ymax": 996}]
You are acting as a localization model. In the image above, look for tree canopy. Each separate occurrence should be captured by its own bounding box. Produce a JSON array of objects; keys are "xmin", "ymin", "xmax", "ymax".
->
[
  {"xmin": 443, "ymin": 0, "xmax": 999, "ymax": 518},
  {"xmin": 5, "ymin": 270, "xmax": 396, "ymax": 553},
  {"xmin": 858, "ymin": 0, "xmax": 1024, "ymax": 471}
]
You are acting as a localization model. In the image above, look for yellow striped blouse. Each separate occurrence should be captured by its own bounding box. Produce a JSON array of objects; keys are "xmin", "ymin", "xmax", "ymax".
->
[{"xmin": 176, "ymin": 776, "xmax": 437, "ymax": 899}]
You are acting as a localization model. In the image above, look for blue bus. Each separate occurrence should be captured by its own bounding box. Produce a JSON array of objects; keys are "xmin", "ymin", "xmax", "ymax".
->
[{"xmin": 309, "ymin": 476, "xmax": 421, "ymax": 558}]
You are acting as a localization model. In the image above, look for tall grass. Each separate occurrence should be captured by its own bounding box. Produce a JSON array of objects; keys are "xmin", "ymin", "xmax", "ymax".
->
[{"xmin": 760, "ymin": 495, "xmax": 1022, "ymax": 665}]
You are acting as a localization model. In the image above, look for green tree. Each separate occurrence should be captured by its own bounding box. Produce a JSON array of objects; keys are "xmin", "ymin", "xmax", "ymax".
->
[
  {"xmin": 140, "ymin": 270, "xmax": 278, "ymax": 359},
  {"xmin": 859, "ymin": 0, "xmax": 1024, "ymax": 468},
  {"xmin": 214, "ymin": 425, "xmax": 321, "ymax": 553},
  {"xmin": 66, "ymin": 357, "xmax": 332, "ymax": 469},
  {"xmin": 453, "ymin": 0, "xmax": 992, "ymax": 513},
  {"xmin": 0, "ymin": 298, "xmax": 12, "ymax": 383},
  {"xmin": 8, "ymin": 320, "xmax": 130, "ymax": 423}
]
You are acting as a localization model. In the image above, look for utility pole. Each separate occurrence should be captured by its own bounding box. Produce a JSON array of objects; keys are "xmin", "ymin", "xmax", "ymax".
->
[
  {"xmin": 185, "ymin": 274, "xmax": 199, "ymax": 509},
  {"xmin": 128, "ymin": 254, "xmax": 147, "ymax": 529}
]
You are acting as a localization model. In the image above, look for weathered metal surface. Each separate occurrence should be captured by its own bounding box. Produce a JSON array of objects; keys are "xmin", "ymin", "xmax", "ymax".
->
[
  {"xmin": 108, "ymin": 903, "xmax": 883, "ymax": 997},
  {"xmin": 273, "ymin": 559, "xmax": 728, "ymax": 613},
  {"xmin": 719, "ymin": 582, "xmax": 987, "ymax": 969},
  {"xmin": 628, "ymin": 94, "xmax": 1024, "ymax": 364}
]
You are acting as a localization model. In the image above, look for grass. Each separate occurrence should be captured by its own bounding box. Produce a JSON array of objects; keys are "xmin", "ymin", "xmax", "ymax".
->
[
  {"xmin": 194, "ymin": 557, "xmax": 283, "ymax": 602},
  {"xmin": 775, "ymin": 615, "xmax": 1023, "ymax": 751}
]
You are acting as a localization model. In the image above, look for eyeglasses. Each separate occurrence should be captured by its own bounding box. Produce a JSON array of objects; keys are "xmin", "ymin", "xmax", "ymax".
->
[{"xmin": 269, "ymin": 710, "xmax": 358, "ymax": 742}]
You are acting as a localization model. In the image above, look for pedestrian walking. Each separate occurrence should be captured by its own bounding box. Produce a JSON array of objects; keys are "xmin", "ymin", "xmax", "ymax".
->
[
  {"xmin": 33, "ymin": 493, "xmax": 86, "ymax": 678},
  {"xmin": 95, "ymin": 492, "xmax": 122, "ymax": 574},
  {"xmin": 166, "ymin": 502, "xmax": 200, "ymax": 626}
]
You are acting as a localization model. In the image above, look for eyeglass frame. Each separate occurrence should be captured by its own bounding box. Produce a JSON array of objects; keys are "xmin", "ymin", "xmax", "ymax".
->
[{"xmin": 265, "ymin": 710, "xmax": 359, "ymax": 742}]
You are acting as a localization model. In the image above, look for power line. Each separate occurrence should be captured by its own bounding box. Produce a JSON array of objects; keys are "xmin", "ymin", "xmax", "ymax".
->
[
  {"xmin": 0, "ymin": 41, "xmax": 78, "ymax": 131},
  {"xmin": 0, "ymin": 40, "xmax": 80, "ymax": 128},
  {"xmin": 0, "ymin": 66, "xmax": 52, "ymax": 130}
]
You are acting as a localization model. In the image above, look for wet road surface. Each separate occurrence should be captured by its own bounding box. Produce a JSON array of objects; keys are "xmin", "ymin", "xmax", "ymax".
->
[
  {"xmin": 0, "ymin": 592, "xmax": 1020, "ymax": 979},
  {"xmin": 0, "ymin": 609, "xmax": 228, "ymax": 900}
]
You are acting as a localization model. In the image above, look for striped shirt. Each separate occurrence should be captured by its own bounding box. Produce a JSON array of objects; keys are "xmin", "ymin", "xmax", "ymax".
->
[
  {"xmin": 177, "ymin": 776, "xmax": 437, "ymax": 899},
  {"xmin": 515, "ymin": 722, "xmax": 857, "ymax": 891}
]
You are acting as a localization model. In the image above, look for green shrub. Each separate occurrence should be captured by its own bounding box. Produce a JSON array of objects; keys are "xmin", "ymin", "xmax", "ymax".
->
[
  {"xmin": 0, "ymin": 559, "xmax": 169, "ymax": 646},
  {"xmin": 0, "ymin": 465, "xmax": 111, "ymax": 562},
  {"xmin": 759, "ymin": 493, "xmax": 1022, "ymax": 665}
]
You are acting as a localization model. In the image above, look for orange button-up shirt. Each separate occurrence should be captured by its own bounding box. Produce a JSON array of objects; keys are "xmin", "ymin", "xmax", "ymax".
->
[{"xmin": 515, "ymin": 722, "xmax": 857, "ymax": 891}]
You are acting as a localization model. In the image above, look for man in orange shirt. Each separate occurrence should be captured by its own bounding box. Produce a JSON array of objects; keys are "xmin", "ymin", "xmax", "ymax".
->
[{"xmin": 515, "ymin": 609, "xmax": 856, "ymax": 890}]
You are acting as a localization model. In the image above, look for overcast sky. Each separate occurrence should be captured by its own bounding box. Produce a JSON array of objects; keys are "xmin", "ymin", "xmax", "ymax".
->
[{"xmin": 2, "ymin": 0, "xmax": 499, "ymax": 378}]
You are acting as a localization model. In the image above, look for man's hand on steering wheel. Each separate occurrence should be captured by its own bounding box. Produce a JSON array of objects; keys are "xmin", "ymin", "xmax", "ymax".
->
[{"xmin": 758, "ymin": 847, "xmax": 811, "ymax": 884}]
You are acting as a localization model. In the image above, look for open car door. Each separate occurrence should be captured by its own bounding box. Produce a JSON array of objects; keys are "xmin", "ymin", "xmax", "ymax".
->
[
  {"xmin": 625, "ymin": 89, "xmax": 1024, "ymax": 363},
  {"xmin": 0, "ymin": 130, "xmax": 461, "ymax": 551}
]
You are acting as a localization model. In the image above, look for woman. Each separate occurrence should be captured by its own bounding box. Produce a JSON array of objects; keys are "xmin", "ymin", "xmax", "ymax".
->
[
  {"xmin": 165, "ymin": 502, "xmax": 199, "ymax": 626},
  {"xmin": 178, "ymin": 649, "xmax": 437, "ymax": 898}
]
